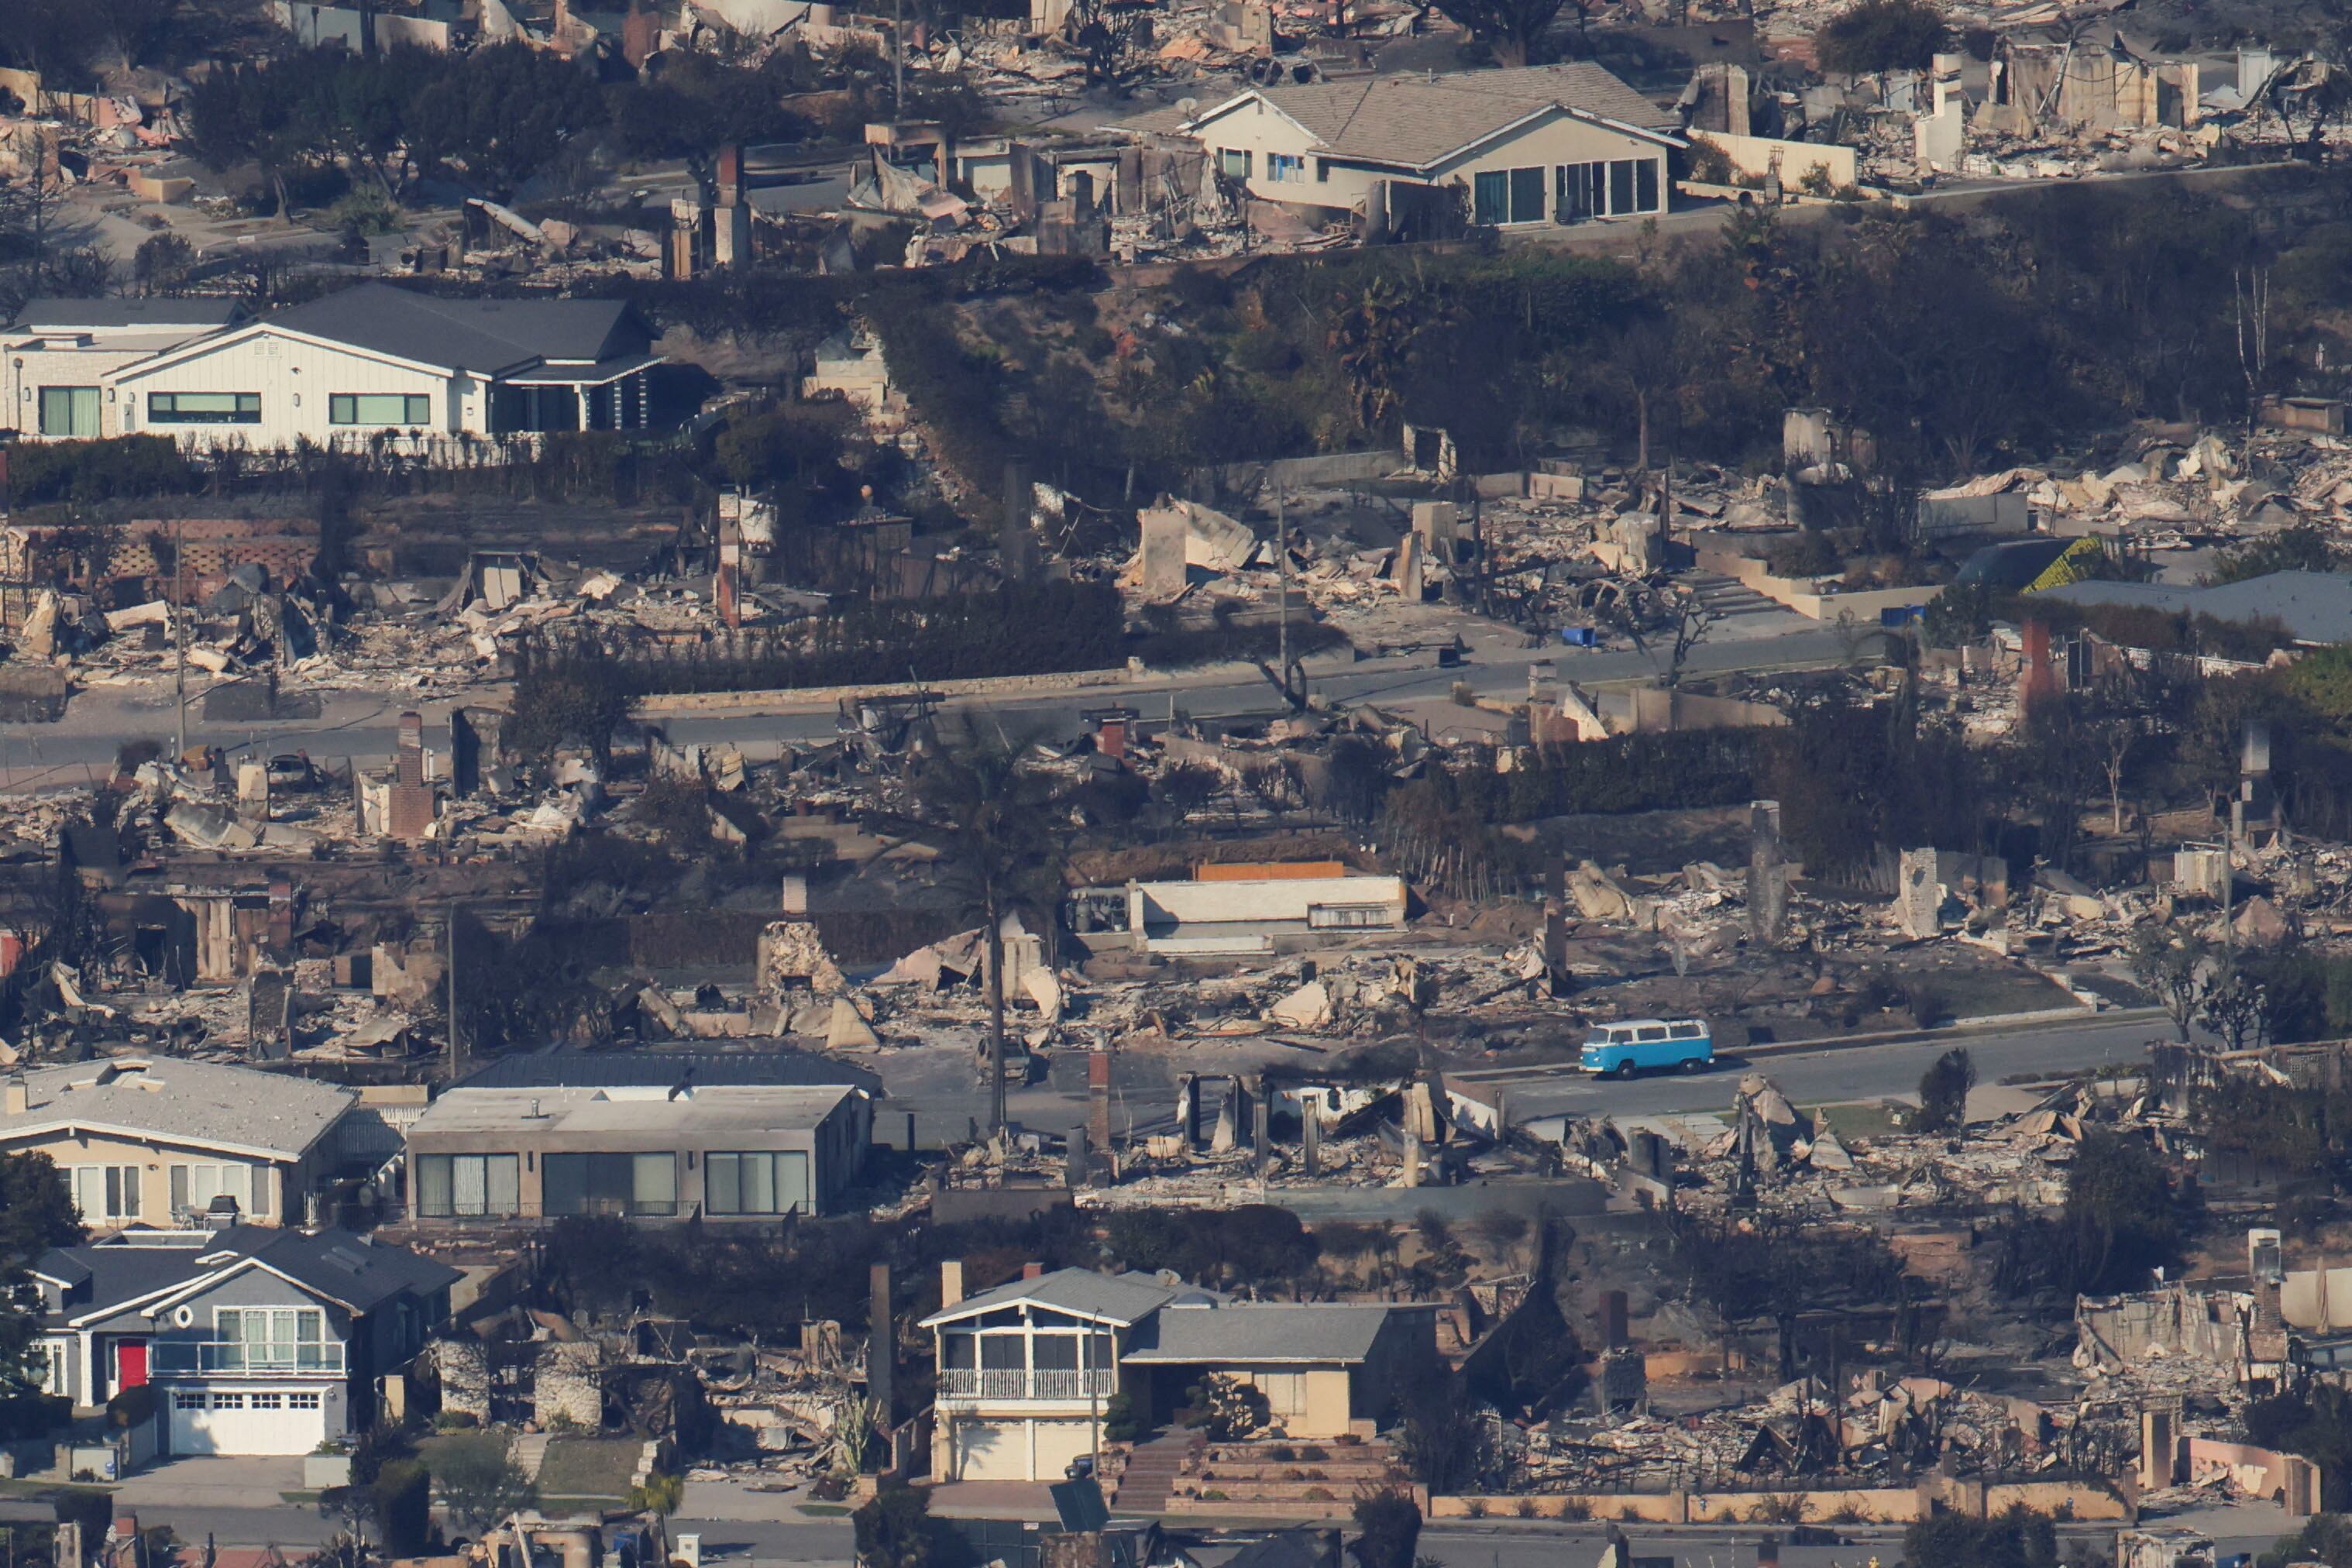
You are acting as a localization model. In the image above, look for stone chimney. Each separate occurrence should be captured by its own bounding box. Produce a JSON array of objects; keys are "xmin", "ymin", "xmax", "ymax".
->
[{"xmin": 4, "ymin": 1075, "xmax": 26, "ymax": 1116}]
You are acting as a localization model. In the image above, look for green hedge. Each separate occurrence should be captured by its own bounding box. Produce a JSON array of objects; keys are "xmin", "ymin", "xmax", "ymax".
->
[
  {"xmin": 375, "ymin": 1460, "xmax": 433, "ymax": 1556},
  {"xmin": 9, "ymin": 437, "xmax": 196, "ymax": 504}
]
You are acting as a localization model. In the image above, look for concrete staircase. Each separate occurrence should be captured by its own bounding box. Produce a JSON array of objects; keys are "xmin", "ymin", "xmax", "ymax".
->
[
  {"xmin": 1680, "ymin": 569, "xmax": 1781, "ymax": 618},
  {"xmin": 512, "ymin": 1431, "xmax": 552, "ymax": 1482},
  {"xmin": 1110, "ymin": 1430, "xmax": 1201, "ymax": 1514}
]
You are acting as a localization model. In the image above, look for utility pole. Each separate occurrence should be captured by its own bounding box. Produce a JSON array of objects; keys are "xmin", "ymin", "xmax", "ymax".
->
[
  {"xmin": 446, "ymin": 902, "xmax": 463, "ymax": 1081},
  {"xmin": 1274, "ymin": 490, "xmax": 1291, "ymax": 708},
  {"xmin": 172, "ymin": 518, "xmax": 187, "ymax": 762},
  {"xmin": 892, "ymin": 0, "xmax": 905, "ymax": 122}
]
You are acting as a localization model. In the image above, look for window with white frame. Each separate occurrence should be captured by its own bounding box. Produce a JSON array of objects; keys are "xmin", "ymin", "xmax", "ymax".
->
[
  {"xmin": 174, "ymin": 1391, "xmax": 208, "ymax": 1411},
  {"xmin": 215, "ymin": 1307, "xmax": 327, "ymax": 1370},
  {"xmin": 147, "ymin": 392, "xmax": 260, "ymax": 425},
  {"xmin": 289, "ymin": 1391, "xmax": 322, "ymax": 1410},
  {"xmin": 70, "ymin": 1165, "xmax": 141, "ymax": 1222},
  {"xmin": 1219, "ymin": 149, "xmax": 1253, "ymax": 180},
  {"xmin": 1267, "ymin": 153, "xmax": 1305, "ymax": 183},
  {"xmin": 250, "ymin": 1392, "xmax": 284, "ymax": 1410},
  {"xmin": 211, "ymin": 1392, "xmax": 245, "ymax": 1410},
  {"xmin": 170, "ymin": 1162, "xmax": 254, "ymax": 1218},
  {"xmin": 33, "ymin": 1341, "xmax": 68, "ymax": 1397}
]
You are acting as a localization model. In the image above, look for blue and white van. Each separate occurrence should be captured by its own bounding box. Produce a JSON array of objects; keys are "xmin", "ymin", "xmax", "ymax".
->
[{"xmin": 1579, "ymin": 1018, "xmax": 1713, "ymax": 1077}]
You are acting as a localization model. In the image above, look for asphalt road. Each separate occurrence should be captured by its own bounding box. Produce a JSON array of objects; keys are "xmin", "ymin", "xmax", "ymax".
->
[
  {"xmin": 1475, "ymin": 1013, "xmax": 2166, "ymax": 1125},
  {"xmin": 0, "ymin": 622, "xmax": 1854, "ymax": 789}
]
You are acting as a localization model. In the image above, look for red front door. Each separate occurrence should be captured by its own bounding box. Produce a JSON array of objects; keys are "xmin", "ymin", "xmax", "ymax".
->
[{"xmin": 115, "ymin": 1339, "xmax": 148, "ymax": 1390}]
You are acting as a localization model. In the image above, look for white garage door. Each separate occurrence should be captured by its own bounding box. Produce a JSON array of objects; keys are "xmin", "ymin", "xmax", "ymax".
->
[
  {"xmin": 951, "ymin": 1418, "xmax": 1026, "ymax": 1481},
  {"xmin": 167, "ymin": 1387, "xmax": 328, "ymax": 1456},
  {"xmin": 1030, "ymin": 1419, "xmax": 1095, "ymax": 1481}
]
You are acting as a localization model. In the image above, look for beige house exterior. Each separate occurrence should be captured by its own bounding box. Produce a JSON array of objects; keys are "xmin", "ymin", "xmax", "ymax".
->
[
  {"xmin": 1117, "ymin": 64, "xmax": 1683, "ymax": 226},
  {"xmin": 0, "ymin": 1057, "xmax": 358, "ymax": 1229},
  {"xmin": 920, "ymin": 1266, "xmax": 1433, "ymax": 1482}
]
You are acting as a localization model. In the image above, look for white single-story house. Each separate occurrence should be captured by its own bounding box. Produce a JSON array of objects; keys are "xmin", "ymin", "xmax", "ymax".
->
[
  {"xmin": 1116, "ymin": 64, "xmax": 1684, "ymax": 226},
  {"xmin": 7, "ymin": 284, "xmax": 665, "ymax": 453},
  {"xmin": 4, "ymin": 299, "xmax": 250, "ymax": 441}
]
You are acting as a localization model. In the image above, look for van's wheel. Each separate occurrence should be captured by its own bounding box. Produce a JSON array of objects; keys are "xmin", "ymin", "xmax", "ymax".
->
[
  {"xmin": 1614, "ymin": 1062, "xmax": 1637, "ymax": 1079},
  {"xmin": 1680, "ymin": 1057, "xmax": 1707, "ymax": 1075}
]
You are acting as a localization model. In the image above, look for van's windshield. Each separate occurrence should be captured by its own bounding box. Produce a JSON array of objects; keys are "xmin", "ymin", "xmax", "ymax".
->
[{"xmin": 1582, "ymin": 1028, "xmax": 1611, "ymax": 1046}]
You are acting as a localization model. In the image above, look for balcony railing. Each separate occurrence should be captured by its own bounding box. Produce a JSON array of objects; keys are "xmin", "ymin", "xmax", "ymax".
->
[
  {"xmin": 151, "ymin": 1342, "xmax": 346, "ymax": 1375},
  {"xmin": 939, "ymin": 1367, "xmax": 1116, "ymax": 1401}
]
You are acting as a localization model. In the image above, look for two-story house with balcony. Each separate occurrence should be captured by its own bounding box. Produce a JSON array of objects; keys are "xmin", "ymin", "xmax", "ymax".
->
[
  {"xmin": 26, "ymin": 1223, "xmax": 459, "ymax": 1456},
  {"xmin": 0, "ymin": 1059, "xmax": 362, "ymax": 1232},
  {"xmin": 919, "ymin": 1266, "xmax": 1433, "ymax": 1482}
]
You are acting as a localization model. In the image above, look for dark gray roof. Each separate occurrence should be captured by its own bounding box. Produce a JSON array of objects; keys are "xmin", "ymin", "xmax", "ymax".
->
[
  {"xmin": 15, "ymin": 297, "xmax": 246, "ymax": 332},
  {"xmin": 920, "ymin": 1267, "xmax": 1200, "ymax": 1328},
  {"xmin": 251, "ymin": 1226, "xmax": 463, "ymax": 1312},
  {"xmin": 2042, "ymin": 569, "xmax": 2352, "ymax": 645},
  {"xmin": 458, "ymin": 1049, "xmax": 879, "ymax": 1095},
  {"xmin": 41, "ymin": 1225, "xmax": 459, "ymax": 1323},
  {"xmin": 1223, "ymin": 1530, "xmax": 1342, "ymax": 1568},
  {"xmin": 262, "ymin": 284, "xmax": 650, "ymax": 374},
  {"xmin": 1121, "ymin": 1303, "xmax": 1397, "ymax": 1365}
]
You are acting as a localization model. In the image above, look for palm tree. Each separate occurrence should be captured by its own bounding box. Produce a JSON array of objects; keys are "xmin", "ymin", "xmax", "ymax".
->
[{"xmin": 913, "ymin": 729, "xmax": 1062, "ymax": 1136}]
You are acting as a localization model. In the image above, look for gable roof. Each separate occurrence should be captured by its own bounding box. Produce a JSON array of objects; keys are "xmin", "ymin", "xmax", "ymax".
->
[
  {"xmin": 1120, "ymin": 64, "xmax": 1680, "ymax": 170},
  {"xmin": 1121, "ymin": 1302, "xmax": 1400, "ymax": 1365},
  {"xmin": 457, "ymin": 1049, "xmax": 881, "ymax": 1095},
  {"xmin": 12, "ymin": 298, "xmax": 247, "ymax": 334},
  {"xmin": 919, "ymin": 1267, "xmax": 1207, "ymax": 1329},
  {"xmin": 1, "ymin": 1057, "xmax": 352, "ymax": 1161},
  {"xmin": 260, "ymin": 284, "xmax": 650, "ymax": 373},
  {"xmin": 2041, "ymin": 569, "xmax": 2352, "ymax": 646},
  {"xmin": 42, "ymin": 1224, "xmax": 460, "ymax": 1325}
]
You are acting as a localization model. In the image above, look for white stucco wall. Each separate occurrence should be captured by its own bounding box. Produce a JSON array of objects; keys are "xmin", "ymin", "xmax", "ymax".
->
[
  {"xmin": 113, "ymin": 330, "xmax": 476, "ymax": 451},
  {"xmin": 1193, "ymin": 99, "xmax": 1671, "ymax": 223}
]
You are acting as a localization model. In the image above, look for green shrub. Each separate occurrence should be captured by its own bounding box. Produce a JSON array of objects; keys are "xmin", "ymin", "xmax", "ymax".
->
[
  {"xmin": 374, "ymin": 1460, "xmax": 433, "ymax": 1556},
  {"xmin": 9, "ymin": 437, "xmax": 195, "ymax": 504}
]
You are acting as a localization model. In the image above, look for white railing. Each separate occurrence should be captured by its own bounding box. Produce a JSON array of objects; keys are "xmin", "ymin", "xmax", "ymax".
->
[
  {"xmin": 151, "ymin": 1342, "xmax": 346, "ymax": 1374},
  {"xmin": 939, "ymin": 1367, "xmax": 1116, "ymax": 1401}
]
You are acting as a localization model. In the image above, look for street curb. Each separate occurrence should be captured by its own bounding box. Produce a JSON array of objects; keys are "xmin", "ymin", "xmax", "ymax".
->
[{"xmin": 1446, "ymin": 1006, "xmax": 2165, "ymax": 1085}]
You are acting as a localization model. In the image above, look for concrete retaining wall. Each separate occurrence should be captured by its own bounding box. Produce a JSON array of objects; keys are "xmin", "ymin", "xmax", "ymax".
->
[
  {"xmin": 1432, "ymin": 1477, "xmax": 2128, "ymax": 1525},
  {"xmin": 1691, "ymin": 535, "xmax": 1942, "ymax": 623}
]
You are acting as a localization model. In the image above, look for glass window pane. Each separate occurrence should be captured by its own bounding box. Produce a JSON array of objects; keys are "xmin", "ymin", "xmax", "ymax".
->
[
  {"xmin": 170, "ymin": 1166, "xmax": 189, "ymax": 1214},
  {"xmin": 779, "ymin": 1150, "xmax": 810, "ymax": 1215},
  {"xmin": 1609, "ymin": 160, "xmax": 1636, "ymax": 215},
  {"xmin": 487, "ymin": 1155, "xmax": 519, "ymax": 1216},
  {"xmin": 633, "ymin": 1154, "xmax": 676, "ymax": 1212},
  {"xmin": 1033, "ymin": 1336, "xmax": 1078, "ymax": 1370},
  {"xmin": 544, "ymin": 1154, "xmax": 586, "ymax": 1216},
  {"xmin": 121, "ymin": 1167, "xmax": 139, "ymax": 1217},
  {"xmin": 744, "ymin": 1154, "xmax": 775, "ymax": 1213},
  {"xmin": 1473, "ymin": 170, "xmax": 1507, "ymax": 225},
  {"xmin": 454, "ymin": 1155, "xmax": 488, "ymax": 1215},
  {"xmin": 980, "ymin": 1336, "xmax": 1025, "ymax": 1370},
  {"xmin": 1509, "ymin": 166, "xmax": 1544, "ymax": 223},
  {"xmin": 417, "ymin": 1155, "xmax": 453, "ymax": 1217},
  {"xmin": 943, "ymin": 1332, "xmax": 975, "ymax": 1369},
  {"xmin": 1637, "ymin": 160, "xmax": 1659, "ymax": 212},
  {"xmin": 707, "ymin": 1153, "xmax": 741, "ymax": 1214}
]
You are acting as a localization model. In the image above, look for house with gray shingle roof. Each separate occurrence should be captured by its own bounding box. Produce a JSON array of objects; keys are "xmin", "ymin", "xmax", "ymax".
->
[
  {"xmin": 917, "ymin": 1264, "xmax": 1435, "ymax": 1481},
  {"xmin": 1, "ymin": 1057, "xmax": 359, "ymax": 1232},
  {"xmin": 1116, "ymin": 64, "xmax": 1684, "ymax": 228}
]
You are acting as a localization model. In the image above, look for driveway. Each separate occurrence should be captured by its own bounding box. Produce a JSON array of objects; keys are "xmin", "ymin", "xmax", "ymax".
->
[{"xmin": 116, "ymin": 1456, "xmax": 307, "ymax": 1508}]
